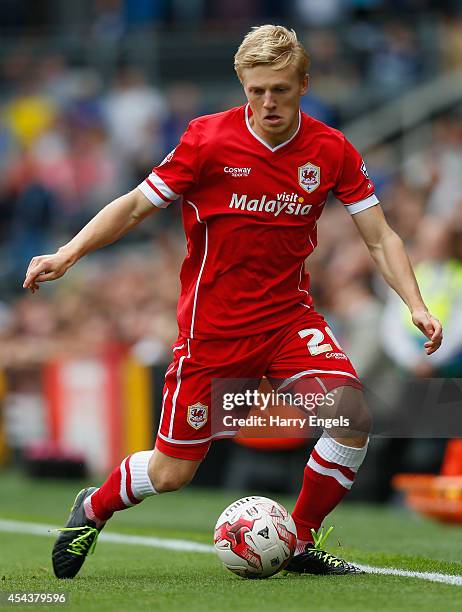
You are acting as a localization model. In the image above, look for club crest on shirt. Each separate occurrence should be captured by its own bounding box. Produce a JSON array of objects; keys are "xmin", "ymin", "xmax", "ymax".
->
[
  {"xmin": 187, "ymin": 403, "xmax": 208, "ymax": 429},
  {"xmin": 298, "ymin": 162, "xmax": 321, "ymax": 193}
]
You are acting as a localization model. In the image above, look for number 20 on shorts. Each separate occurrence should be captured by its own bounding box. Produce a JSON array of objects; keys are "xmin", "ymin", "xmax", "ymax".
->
[{"xmin": 298, "ymin": 326, "xmax": 342, "ymax": 356}]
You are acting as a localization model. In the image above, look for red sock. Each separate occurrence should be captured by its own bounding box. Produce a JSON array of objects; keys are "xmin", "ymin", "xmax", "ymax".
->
[
  {"xmin": 86, "ymin": 451, "xmax": 156, "ymax": 523},
  {"xmin": 292, "ymin": 433, "xmax": 368, "ymax": 552}
]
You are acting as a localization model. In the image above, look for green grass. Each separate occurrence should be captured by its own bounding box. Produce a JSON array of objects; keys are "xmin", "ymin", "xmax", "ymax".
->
[{"xmin": 1, "ymin": 470, "xmax": 462, "ymax": 611}]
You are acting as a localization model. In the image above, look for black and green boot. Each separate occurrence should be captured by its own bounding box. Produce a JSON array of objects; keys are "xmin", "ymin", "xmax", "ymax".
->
[
  {"xmin": 52, "ymin": 487, "xmax": 103, "ymax": 579},
  {"xmin": 285, "ymin": 527, "xmax": 363, "ymax": 576}
]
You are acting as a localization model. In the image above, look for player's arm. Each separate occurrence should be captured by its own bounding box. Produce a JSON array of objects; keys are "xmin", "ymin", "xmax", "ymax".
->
[
  {"xmin": 23, "ymin": 189, "xmax": 157, "ymax": 293},
  {"xmin": 351, "ymin": 204, "xmax": 443, "ymax": 355}
]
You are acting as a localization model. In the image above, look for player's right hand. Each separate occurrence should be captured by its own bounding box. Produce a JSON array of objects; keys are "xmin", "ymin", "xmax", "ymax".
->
[{"xmin": 23, "ymin": 252, "xmax": 72, "ymax": 293}]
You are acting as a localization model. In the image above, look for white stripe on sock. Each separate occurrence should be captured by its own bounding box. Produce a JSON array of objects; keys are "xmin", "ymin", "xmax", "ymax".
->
[
  {"xmin": 307, "ymin": 456, "xmax": 354, "ymax": 489},
  {"xmin": 316, "ymin": 432, "xmax": 368, "ymax": 469},
  {"xmin": 129, "ymin": 451, "xmax": 157, "ymax": 499},
  {"xmin": 119, "ymin": 457, "xmax": 136, "ymax": 507}
]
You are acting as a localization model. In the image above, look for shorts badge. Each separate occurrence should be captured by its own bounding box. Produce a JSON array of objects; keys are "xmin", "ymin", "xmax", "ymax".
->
[
  {"xmin": 187, "ymin": 403, "xmax": 208, "ymax": 430},
  {"xmin": 298, "ymin": 162, "xmax": 320, "ymax": 193}
]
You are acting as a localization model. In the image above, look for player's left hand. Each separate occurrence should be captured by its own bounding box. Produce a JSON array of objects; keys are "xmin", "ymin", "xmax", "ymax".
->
[{"xmin": 411, "ymin": 309, "xmax": 443, "ymax": 355}]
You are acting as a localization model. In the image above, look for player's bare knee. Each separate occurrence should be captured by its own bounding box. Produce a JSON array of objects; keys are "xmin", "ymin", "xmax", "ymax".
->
[
  {"xmin": 323, "ymin": 386, "xmax": 372, "ymax": 440},
  {"xmin": 150, "ymin": 470, "xmax": 191, "ymax": 493},
  {"xmin": 147, "ymin": 450, "xmax": 200, "ymax": 494},
  {"xmin": 349, "ymin": 394, "xmax": 372, "ymax": 437}
]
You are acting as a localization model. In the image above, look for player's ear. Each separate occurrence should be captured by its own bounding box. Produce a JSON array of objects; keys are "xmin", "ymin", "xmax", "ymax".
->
[{"xmin": 300, "ymin": 74, "xmax": 309, "ymax": 96}]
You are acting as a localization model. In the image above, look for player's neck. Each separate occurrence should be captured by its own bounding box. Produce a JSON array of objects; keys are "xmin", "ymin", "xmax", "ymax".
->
[{"xmin": 248, "ymin": 113, "xmax": 300, "ymax": 149}]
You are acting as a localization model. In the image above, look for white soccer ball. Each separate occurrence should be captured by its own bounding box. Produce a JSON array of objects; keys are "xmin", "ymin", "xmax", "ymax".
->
[{"xmin": 214, "ymin": 496, "xmax": 297, "ymax": 579}]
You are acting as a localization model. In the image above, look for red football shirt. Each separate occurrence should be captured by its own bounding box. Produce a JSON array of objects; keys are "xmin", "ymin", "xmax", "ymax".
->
[{"xmin": 138, "ymin": 104, "xmax": 378, "ymax": 339}]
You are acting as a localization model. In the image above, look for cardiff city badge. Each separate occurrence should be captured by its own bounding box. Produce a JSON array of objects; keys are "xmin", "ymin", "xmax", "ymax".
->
[
  {"xmin": 187, "ymin": 402, "xmax": 208, "ymax": 430},
  {"xmin": 298, "ymin": 162, "xmax": 320, "ymax": 193}
]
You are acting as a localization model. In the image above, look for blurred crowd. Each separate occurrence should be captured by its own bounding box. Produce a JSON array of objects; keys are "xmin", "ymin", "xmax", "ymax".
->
[{"xmin": 1, "ymin": 3, "xmax": 462, "ymax": 382}]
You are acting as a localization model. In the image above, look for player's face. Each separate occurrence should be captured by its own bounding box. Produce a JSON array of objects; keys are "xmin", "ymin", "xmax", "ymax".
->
[{"xmin": 241, "ymin": 64, "xmax": 308, "ymax": 147}]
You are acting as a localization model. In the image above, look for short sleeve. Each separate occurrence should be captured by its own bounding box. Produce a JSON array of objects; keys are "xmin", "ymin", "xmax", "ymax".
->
[
  {"xmin": 138, "ymin": 121, "xmax": 198, "ymax": 208},
  {"xmin": 333, "ymin": 138, "xmax": 379, "ymax": 215}
]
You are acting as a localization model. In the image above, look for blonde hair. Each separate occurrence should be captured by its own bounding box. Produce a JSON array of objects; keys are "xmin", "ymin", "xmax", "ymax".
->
[{"xmin": 234, "ymin": 25, "xmax": 310, "ymax": 81}]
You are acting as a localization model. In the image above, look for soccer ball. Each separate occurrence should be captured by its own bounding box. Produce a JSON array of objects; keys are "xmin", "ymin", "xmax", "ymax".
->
[{"xmin": 214, "ymin": 496, "xmax": 297, "ymax": 579}]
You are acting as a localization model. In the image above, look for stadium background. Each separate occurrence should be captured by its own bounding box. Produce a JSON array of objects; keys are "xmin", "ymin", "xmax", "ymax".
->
[{"xmin": 1, "ymin": 0, "xmax": 462, "ymax": 506}]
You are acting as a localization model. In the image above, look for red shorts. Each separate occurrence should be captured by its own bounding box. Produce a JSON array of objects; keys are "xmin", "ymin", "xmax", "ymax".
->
[{"xmin": 155, "ymin": 309, "xmax": 361, "ymax": 461}]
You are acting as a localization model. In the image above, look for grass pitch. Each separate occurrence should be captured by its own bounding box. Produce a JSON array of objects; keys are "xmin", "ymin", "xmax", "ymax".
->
[{"xmin": 1, "ymin": 471, "xmax": 462, "ymax": 611}]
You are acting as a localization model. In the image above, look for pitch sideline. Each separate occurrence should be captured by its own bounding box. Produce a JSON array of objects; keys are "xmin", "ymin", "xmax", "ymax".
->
[{"xmin": 1, "ymin": 517, "xmax": 461, "ymax": 587}]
